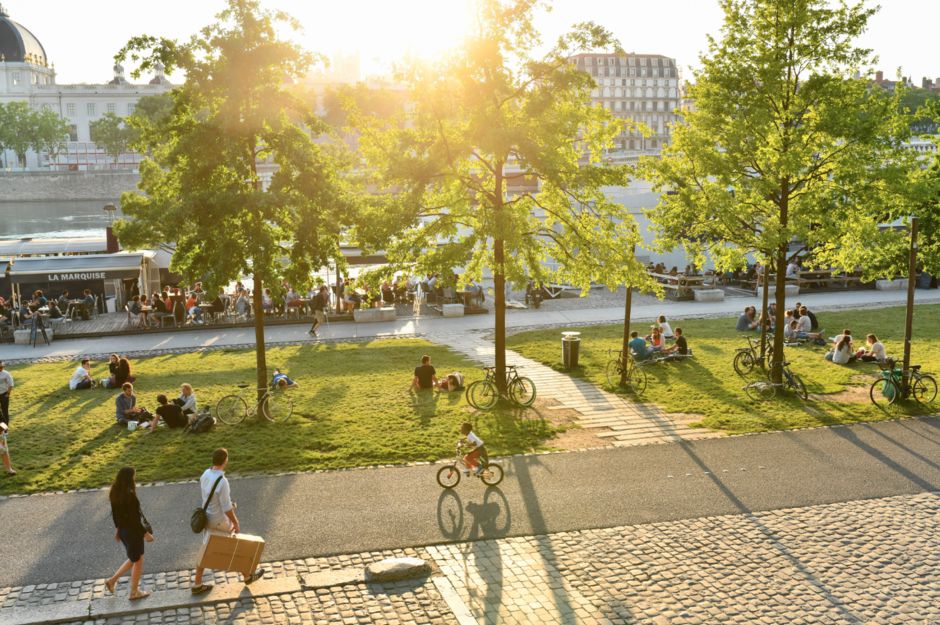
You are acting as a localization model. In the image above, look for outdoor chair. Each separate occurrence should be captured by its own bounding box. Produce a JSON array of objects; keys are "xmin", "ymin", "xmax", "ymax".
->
[
  {"xmin": 0, "ymin": 320, "xmax": 12, "ymax": 339},
  {"xmin": 49, "ymin": 315, "xmax": 71, "ymax": 335},
  {"xmin": 125, "ymin": 304, "xmax": 138, "ymax": 330},
  {"xmin": 91, "ymin": 296, "xmax": 100, "ymax": 320},
  {"xmin": 285, "ymin": 304, "xmax": 301, "ymax": 320},
  {"xmin": 442, "ymin": 287, "xmax": 456, "ymax": 305}
]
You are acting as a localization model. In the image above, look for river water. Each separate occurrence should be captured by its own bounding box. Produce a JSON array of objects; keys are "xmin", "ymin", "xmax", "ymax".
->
[{"xmin": 0, "ymin": 200, "xmax": 126, "ymax": 240}]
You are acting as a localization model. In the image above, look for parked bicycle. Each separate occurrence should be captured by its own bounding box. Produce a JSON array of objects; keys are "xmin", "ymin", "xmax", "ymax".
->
[
  {"xmin": 733, "ymin": 335, "xmax": 774, "ymax": 376},
  {"xmin": 605, "ymin": 348, "xmax": 647, "ymax": 395},
  {"xmin": 743, "ymin": 360, "xmax": 808, "ymax": 401},
  {"xmin": 465, "ymin": 365, "xmax": 536, "ymax": 410},
  {"xmin": 869, "ymin": 359, "xmax": 937, "ymax": 407},
  {"xmin": 216, "ymin": 384, "xmax": 294, "ymax": 424},
  {"xmin": 436, "ymin": 443, "xmax": 504, "ymax": 488}
]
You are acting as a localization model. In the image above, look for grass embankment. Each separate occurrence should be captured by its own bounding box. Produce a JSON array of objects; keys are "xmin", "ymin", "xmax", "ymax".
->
[
  {"xmin": 1, "ymin": 340, "xmax": 561, "ymax": 495},
  {"xmin": 506, "ymin": 305, "xmax": 940, "ymax": 435}
]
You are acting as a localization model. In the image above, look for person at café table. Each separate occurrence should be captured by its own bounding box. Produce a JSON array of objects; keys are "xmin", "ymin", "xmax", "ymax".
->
[
  {"xmin": 139, "ymin": 295, "xmax": 157, "ymax": 328},
  {"xmin": 57, "ymin": 290, "xmax": 71, "ymax": 316},
  {"xmin": 185, "ymin": 293, "xmax": 205, "ymax": 324},
  {"xmin": 261, "ymin": 289, "xmax": 273, "ymax": 313},
  {"xmin": 128, "ymin": 295, "xmax": 144, "ymax": 329},
  {"xmin": 18, "ymin": 300, "xmax": 34, "ymax": 323},
  {"xmin": 786, "ymin": 257, "xmax": 801, "ymax": 277},
  {"xmin": 285, "ymin": 288, "xmax": 303, "ymax": 311},
  {"xmin": 82, "ymin": 289, "xmax": 96, "ymax": 319},
  {"xmin": 31, "ymin": 290, "xmax": 48, "ymax": 311},
  {"xmin": 236, "ymin": 289, "xmax": 252, "ymax": 319}
]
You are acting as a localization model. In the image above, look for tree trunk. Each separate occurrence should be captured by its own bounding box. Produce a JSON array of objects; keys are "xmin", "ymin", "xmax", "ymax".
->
[
  {"xmin": 493, "ymin": 167, "xmax": 507, "ymax": 393},
  {"xmin": 621, "ymin": 244, "xmax": 635, "ymax": 384},
  {"xmin": 771, "ymin": 245, "xmax": 788, "ymax": 384},
  {"xmin": 759, "ymin": 253, "xmax": 770, "ymax": 369},
  {"xmin": 253, "ymin": 269, "xmax": 268, "ymax": 404}
]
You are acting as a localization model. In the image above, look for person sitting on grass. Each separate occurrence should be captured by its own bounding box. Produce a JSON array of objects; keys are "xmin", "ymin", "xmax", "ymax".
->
[
  {"xmin": 826, "ymin": 334, "xmax": 856, "ymax": 364},
  {"xmin": 736, "ymin": 306, "xmax": 759, "ymax": 331},
  {"xmin": 858, "ymin": 334, "xmax": 887, "ymax": 363},
  {"xmin": 784, "ymin": 319, "xmax": 824, "ymax": 342},
  {"xmin": 271, "ymin": 368, "xmax": 300, "ymax": 389},
  {"xmin": 439, "ymin": 372, "xmax": 465, "ymax": 392},
  {"xmin": 116, "ymin": 383, "xmax": 153, "ymax": 427},
  {"xmin": 798, "ymin": 305, "xmax": 819, "ymax": 331},
  {"xmin": 114, "ymin": 357, "xmax": 136, "ymax": 387},
  {"xmin": 173, "ymin": 383, "xmax": 198, "ymax": 415},
  {"xmin": 662, "ymin": 328, "xmax": 688, "ymax": 356},
  {"xmin": 147, "ymin": 394, "xmax": 192, "ymax": 434},
  {"xmin": 628, "ymin": 331, "xmax": 648, "ymax": 361},
  {"xmin": 69, "ymin": 359, "xmax": 96, "ymax": 390},
  {"xmin": 410, "ymin": 355, "xmax": 439, "ymax": 391},
  {"xmin": 459, "ymin": 422, "xmax": 488, "ymax": 476},
  {"xmin": 647, "ymin": 328, "xmax": 666, "ymax": 354}
]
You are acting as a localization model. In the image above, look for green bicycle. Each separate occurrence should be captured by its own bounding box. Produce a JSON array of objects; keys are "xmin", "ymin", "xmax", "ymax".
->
[
  {"xmin": 465, "ymin": 365, "xmax": 536, "ymax": 410},
  {"xmin": 216, "ymin": 384, "xmax": 294, "ymax": 424},
  {"xmin": 869, "ymin": 359, "xmax": 937, "ymax": 407}
]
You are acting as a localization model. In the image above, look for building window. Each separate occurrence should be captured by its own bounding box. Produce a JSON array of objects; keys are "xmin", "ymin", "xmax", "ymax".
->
[
  {"xmin": 107, "ymin": 103, "xmax": 116, "ymax": 114},
  {"xmin": 128, "ymin": 104, "xmax": 136, "ymax": 115},
  {"xmin": 87, "ymin": 103, "xmax": 97, "ymax": 116},
  {"xmin": 641, "ymin": 58, "xmax": 647, "ymax": 66},
  {"xmin": 585, "ymin": 57, "xmax": 592, "ymax": 65},
  {"xmin": 652, "ymin": 102, "xmax": 658, "ymax": 111},
  {"xmin": 642, "ymin": 69, "xmax": 647, "ymax": 77},
  {"xmin": 630, "ymin": 101, "xmax": 635, "ymax": 111},
  {"xmin": 630, "ymin": 69, "xmax": 636, "ymax": 76},
  {"xmin": 651, "ymin": 140, "xmax": 658, "ymax": 148},
  {"xmin": 69, "ymin": 125, "xmax": 78, "ymax": 141},
  {"xmin": 67, "ymin": 103, "xmax": 76, "ymax": 116},
  {"xmin": 629, "ymin": 140, "xmax": 635, "ymax": 149},
  {"xmin": 42, "ymin": 104, "xmax": 51, "ymax": 111},
  {"xmin": 12, "ymin": 72, "xmax": 20, "ymax": 86}
]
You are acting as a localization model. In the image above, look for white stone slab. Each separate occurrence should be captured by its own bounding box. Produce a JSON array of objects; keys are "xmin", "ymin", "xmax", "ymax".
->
[
  {"xmin": 13, "ymin": 327, "xmax": 54, "ymax": 345},
  {"xmin": 767, "ymin": 284, "xmax": 800, "ymax": 297},
  {"xmin": 694, "ymin": 289, "xmax": 724, "ymax": 302},
  {"xmin": 353, "ymin": 307, "xmax": 396, "ymax": 323},
  {"xmin": 875, "ymin": 280, "xmax": 899, "ymax": 291},
  {"xmin": 442, "ymin": 304, "xmax": 465, "ymax": 318}
]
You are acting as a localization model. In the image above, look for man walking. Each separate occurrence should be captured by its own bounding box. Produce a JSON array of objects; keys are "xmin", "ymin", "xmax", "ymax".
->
[
  {"xmin": 0, "ymin": 362, "xmax": 12, "ymax": 427},
  {"xmin": 191, "ymin": 448, "xmax": 266, "ymax": 594},
  {"xmin": 308, "ymin": 285, "xmax": 329, "ymax": 337}
]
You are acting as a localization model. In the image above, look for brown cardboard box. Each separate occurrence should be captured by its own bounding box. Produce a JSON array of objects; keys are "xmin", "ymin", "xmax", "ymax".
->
[{"xmin": 196, "ymin": 530, "xmax": 265, "ymax": 578}]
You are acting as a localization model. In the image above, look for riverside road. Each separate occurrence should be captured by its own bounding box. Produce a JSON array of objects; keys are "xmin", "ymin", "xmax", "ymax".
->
[{"xmin": 2, "ymin": 416, "xmax": 939, "ymax": 588}]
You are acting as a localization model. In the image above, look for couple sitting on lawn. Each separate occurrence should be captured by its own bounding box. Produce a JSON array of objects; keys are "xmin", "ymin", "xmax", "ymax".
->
[
  {"xmin": 145, "ymin": 384, "xmax": 199, "ymax": 434},
  {"xmin": 628, "ymin": 328, "xmax": 688, "ymax": 361},
  {"xmin": 410, "ymin": 355, "xmax": 464, "ymax": 392},
  {"xmin": 825, "ymin": 331, "xmax": 887, "ymax": 365}
]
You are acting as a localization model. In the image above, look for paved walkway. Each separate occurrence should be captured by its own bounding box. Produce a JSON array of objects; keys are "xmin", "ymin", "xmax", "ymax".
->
[
  {"xmin": 4, "ymin": 288, "xmax": 937, "ymax": 363},
  {"xmin": 428, "ymin": 334, "xmax": 723, "ymax": 447},
  {"xmin": 4, "ymin": 492, "xmax": 939, "ymax": 624}
]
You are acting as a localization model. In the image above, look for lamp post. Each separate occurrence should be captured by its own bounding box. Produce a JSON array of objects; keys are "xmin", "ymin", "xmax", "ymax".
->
[{"xmin": 103, "ymin": 203, "xmax": 117, "ymax": 226}]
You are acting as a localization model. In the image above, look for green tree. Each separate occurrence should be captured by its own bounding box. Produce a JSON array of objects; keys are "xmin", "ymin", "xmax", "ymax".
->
[
  {"xmin": 639, "ymin": 0, "xmax": 930, "ymax": 383},
  {"xmin": 0, "ymin": 101, "xmax": 70, "ymax": 168},
  {"xmin": 90, "ymin": 112, "xmax": 136, "ymax": 164},
  {"xmin": 113, "ymin": 0, "xmax": 356, "ymax": 400},
  {"xmin": 319, "ymin": 83, "xmax": 404, "ymax": 128},
  {"xmin": 354, "ymin": 0, "xmax": 655, "ymax": 387}
]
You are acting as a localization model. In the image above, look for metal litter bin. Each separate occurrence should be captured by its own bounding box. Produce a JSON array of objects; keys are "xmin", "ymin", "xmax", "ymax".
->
[{"xmin": 562, "ymin": 331, "xmax": 581, "ymax": 368}]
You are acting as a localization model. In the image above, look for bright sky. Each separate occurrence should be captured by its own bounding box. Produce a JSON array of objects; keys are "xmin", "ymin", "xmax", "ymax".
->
[{"xmin": 8, "ymin": 0, "xmax": 939, "ymax": 86}]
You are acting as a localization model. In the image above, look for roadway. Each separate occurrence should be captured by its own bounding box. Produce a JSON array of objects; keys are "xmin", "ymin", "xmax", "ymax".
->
[{"xmin": 2, "ymin": 416, "xmax": 939, "ymax": 588}]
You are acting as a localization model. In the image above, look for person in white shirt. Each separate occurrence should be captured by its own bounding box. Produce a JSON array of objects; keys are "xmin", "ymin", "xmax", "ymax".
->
[
  {"xmin": 656, "ymin": 315, "xmax": 673, "ymax": 338},
  {"xmin": 859, "ymin": 334, "xmax": 887, "ymax": 362},
  {"xmin": 826, "ymin": 335, "xmax": 856, "ymax": 364},
  {"xmin": 174, "ymin": 383, "xmax": 198, "ymax": 415},
  {"xmin": 69, "ymin": 359, "xmax": 95, "ymax": 390},
  {"xmin": 191, "ymin": 449, "xmax": 266, "ymax": 595},
  {"xmin": 0, "ymin": 361, "xmax": 13, "ymax": 427},
  {"xmin": 786, "ymin": 259, "xmax": 800, "ymax": 277}
]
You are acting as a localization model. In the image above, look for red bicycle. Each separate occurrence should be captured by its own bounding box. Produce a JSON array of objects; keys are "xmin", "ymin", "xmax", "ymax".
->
[{"xmin": 436, "ymin": 443, "xmax": 504, "ymax": 488}]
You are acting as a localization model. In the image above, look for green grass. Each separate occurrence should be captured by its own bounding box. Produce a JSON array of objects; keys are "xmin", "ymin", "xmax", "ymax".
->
[
  {"xmin": 1, "ymin": 340, "xmax": 560, "ymax": 495},
  {"xmin": 506, "ymin": 304, "xmax": 940, "ymax": 435}
]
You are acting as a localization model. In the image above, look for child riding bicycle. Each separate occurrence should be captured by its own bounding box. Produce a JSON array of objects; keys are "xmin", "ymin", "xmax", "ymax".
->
[{"xmin": 459, "ymin": 422, "xmax": 488, "ymax": 476}]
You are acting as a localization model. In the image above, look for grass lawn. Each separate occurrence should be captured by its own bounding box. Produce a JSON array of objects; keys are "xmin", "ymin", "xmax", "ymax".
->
[
  {"xmin": 506, "ymin": 304, "xmax": 940, "ymax": 435},
  {"xmin": 1, "ymin": 339, "xmax": 562, "ymax": 495}
]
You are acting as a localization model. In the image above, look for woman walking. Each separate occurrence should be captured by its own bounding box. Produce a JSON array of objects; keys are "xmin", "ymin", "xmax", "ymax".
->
[{"xmin": 106, "ymin": 467, "xmax": 154, "ymax": 600}]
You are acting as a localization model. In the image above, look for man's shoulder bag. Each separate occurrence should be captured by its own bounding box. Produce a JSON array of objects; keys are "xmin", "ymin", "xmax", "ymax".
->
[{"xmin": 191, "ymin": 475, "xmax": 224, "ymax": 533}]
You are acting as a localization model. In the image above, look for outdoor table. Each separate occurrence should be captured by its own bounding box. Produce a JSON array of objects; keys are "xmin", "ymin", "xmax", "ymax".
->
[{"xmin": 456, "ymin": 290, "xmax": 476, "ymax": 307}]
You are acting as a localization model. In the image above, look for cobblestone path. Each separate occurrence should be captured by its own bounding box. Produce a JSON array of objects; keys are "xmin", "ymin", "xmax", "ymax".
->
[
  {"xmin": 427, "ymin": 334, "xmax": 723, "ymax": 446},
  {"xmin": 5, "ymin": 492, "xmax": 939, "ymax": 624}
]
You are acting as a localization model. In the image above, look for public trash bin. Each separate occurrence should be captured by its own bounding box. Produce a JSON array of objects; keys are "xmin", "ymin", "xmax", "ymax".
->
[
  {"xmin": 562, "ymin": 331, "xmax": 581, "ymax": 368},
  {"xmin": 106, "ymin": 296, "xmax": 116, "ymax": 314}
]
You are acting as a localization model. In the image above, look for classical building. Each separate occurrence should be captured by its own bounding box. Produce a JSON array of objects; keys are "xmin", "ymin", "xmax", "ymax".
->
[
  {"xmin": 569, "ymin": 52, "xmax": 681, "ymax": 157},
  {"xmin": 0, "ymin": 2, "xmax": 173, "ymax": 170}
]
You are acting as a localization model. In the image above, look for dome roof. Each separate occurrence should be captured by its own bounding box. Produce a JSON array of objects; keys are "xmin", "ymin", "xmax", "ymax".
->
[{"xmin": 0, "ymin": 4, "xmax": 49, "ymax": 65}]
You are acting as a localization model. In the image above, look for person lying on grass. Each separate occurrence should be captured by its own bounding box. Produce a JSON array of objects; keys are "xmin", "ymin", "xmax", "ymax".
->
[
  {"xmin": 439, "ymin": 372, "xmax": 465, "ymax": 392},
  {"xmin": 410, "ymin": 355, "xmax": 439, "ymax": 391},
  {"xmin": 271, "ymin": 368, "xmax": 300, "ymax": 389}
]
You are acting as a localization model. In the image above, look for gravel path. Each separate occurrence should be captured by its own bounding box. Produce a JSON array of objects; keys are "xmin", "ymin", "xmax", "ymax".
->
[{"xmin": 482, "ymin": 286, "xmax": 664, "ymax": 315}]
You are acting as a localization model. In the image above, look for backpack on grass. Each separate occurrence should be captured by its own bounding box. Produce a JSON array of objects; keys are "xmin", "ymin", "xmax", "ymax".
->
[{"xmin": 187, "ymin": 414, "xmax": 216, "ymax": 434}]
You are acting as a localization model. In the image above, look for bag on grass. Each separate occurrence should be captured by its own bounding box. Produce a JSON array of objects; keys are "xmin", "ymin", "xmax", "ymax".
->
[
  {"xmin": 812, "ymin": 338, "xmax": 827, "ymax": 346},
  {"xmin": 191, "ymin": 475, "xmax": 224, "ymax": 533},
  {"xmin": 187, "ymin": 414, "xmax": 216, "ymax": 434}
]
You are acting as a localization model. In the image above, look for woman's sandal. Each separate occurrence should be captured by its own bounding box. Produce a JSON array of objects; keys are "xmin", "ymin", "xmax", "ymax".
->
[
  {"xmin": 105, "ymin": 579, "xmax": 115, "ymax": 595},
  {"xmin": 129, "ymin": 590, "xmax": 150, "ymax": 600}
]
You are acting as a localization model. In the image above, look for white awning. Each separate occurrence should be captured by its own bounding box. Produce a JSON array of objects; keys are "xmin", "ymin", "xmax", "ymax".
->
[{"xmin": 0, "ymin": 237, "xmax": 109, "ymax": 257}]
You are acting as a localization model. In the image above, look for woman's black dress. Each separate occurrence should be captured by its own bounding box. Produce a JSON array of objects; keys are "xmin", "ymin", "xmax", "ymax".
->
[{"xmin": 111, "ymin": 495, "xmax": 146, "ymax": 562}]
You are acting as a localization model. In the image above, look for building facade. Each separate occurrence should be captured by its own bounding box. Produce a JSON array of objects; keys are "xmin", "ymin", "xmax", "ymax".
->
[
  {"xmin": 569, "ymin": 52, "xmax": 681, "ymax": 156},
  {"xmin": 0, "ymin": 3, "xmax": 172, "ymax": 170}
]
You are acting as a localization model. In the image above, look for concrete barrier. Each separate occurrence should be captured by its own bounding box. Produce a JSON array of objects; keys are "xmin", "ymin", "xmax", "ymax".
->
[
  {"xmin": 13, "ymin": 327, "xmax": 54, "ymax": 345},
  {"xmin": 875, "ymin": 280, "xmax": 899, "ymax": 291},
  {"xmin": 767, "ymin": 284, "xmax": 800, "ymax": 297},
  {"xmin": 353, "ymin": 307, "xmax": 396, "ymax": 323},
  {"xmin": 693, "ymin": 289, "xmax": 725, "ymax": 302},
  {"xmin": 442, "ymin": 304, "xmax": 465, "ymax": 318}
]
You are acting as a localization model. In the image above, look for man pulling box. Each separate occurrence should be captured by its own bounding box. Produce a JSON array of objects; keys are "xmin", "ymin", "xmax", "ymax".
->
[{"xmin": 191, "ymin": 448, "xmax": 267, "ymax": 595}]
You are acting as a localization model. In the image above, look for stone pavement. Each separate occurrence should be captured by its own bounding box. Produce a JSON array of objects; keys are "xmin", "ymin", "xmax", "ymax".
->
[
  {"xmin": 427, "ymin": 333, "xmax": 723, "ymax": 447},
  {"xmin": 4, "ymin": 492, "xmax": 939, "ymax": 624}
]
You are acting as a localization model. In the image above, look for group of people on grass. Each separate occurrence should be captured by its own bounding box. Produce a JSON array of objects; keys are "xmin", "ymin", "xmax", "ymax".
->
[
  {"xmin": 825, "ymin": 331, "xmax": 887, "ymax": 365},
  {"xmin": 68, "ymin": 353, "xmax": 135, "ymax": 390},
  {"xmin": 409, "ymin": 355, "xmax": 465, "ymax": 392},
  {"xmin": 626, "ymin": 315, "xmax": 689, "ymax": 361}
]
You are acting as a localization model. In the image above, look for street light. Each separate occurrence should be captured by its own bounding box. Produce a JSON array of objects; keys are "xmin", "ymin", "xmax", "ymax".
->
[{"xmin": 103, "ymin": 203, "xmax": 117, "ymax": 226}]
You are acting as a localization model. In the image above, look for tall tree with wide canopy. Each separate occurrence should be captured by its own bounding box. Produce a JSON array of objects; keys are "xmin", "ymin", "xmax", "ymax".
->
[
  {"xmin": 353, "ymin": 0, "xmax": 654, "ymax": 389},
  {"xmin": 639, "ymin": 0, "xmax": 929, "ymax": 383},
  {"xmin": 0, "ymin": 101, "xmax": 70, "ymax": 168},
  {"xmin": 113, "ymin": 0, "xmax": 355, "ymax": 399}
]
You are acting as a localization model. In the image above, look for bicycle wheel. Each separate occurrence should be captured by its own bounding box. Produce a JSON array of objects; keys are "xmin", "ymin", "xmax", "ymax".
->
[
  {"xmin": 870, "ymin": 377, "xmax": 899, "ymax": 407},
  {"xmin": 437, "ymin": 465, "xmax": 461, "ymax": 489},
  {"xmin": 468, "ymin": 380, "xmax": 499, "ymax": 410},
  {"xmin": 480, "ymin": 463, "xmax": 504, "ymax": 486},
  {"xmin": 262, "ymin": 393, "xmax": 293, "ymax": 422},
  {"xmin": 744, "ymin": 381, "xmax": 775, "ymax": 401},
  {"xmin": 627, "ymin": 366, "xmax": 647, "ymax": 395},
  {"xmin": 911, "ymin": 375, "xmax": 937, "ymax": 404},
  {"xmin": 606, "ymin": 359, "xmax": 626, "ymax": 387},
  {"xmin": 510, "ymin": 377, "xmax": 537, "ymax": 407},
  {"xmin": 790, "ymin": 374, "xmax": 809, "ymax": 401},
  {"xmin": 216, "ymin": 395, "xmax": 248, "ymax": 425},
  {"xmin": 733, "ymin": 351, "xmax": 755, "ymax": 376}
]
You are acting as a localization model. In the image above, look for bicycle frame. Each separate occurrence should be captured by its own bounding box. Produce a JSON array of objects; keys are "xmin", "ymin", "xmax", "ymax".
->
[{"xmin": 230, "ymin": 386, "xmax": 275, "ymax": 416}]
